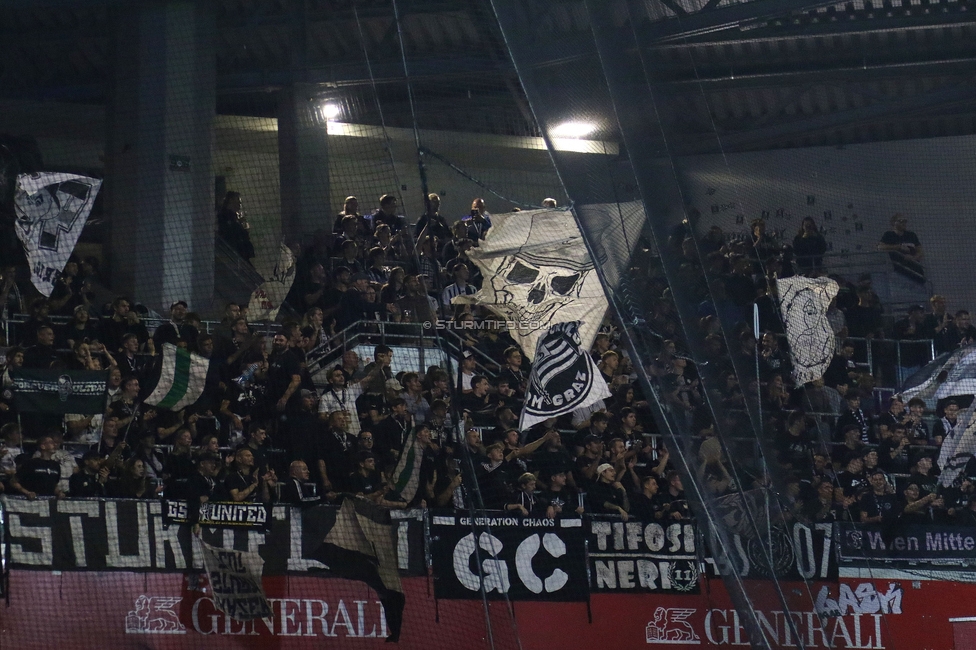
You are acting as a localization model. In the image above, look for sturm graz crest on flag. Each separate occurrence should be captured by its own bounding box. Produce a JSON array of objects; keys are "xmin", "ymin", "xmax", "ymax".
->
[{"xmin": 520, "ymin": 321, "xmax": 611, "ymax": 430}]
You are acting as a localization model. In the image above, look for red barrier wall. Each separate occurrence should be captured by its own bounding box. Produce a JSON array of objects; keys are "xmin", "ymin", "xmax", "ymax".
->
[{"xmin": 0, "ymin": 571, "xmax": 969, "ymax": 649}]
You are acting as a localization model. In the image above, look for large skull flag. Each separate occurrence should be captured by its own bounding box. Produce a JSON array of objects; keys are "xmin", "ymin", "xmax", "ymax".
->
[
  {"xmin": 14, "ymin": 172, "xmax": 101, "ymax": 296},
  {"xmin": 776, "ymin": 275, "xmax": 839, "ymax": 385},
  {"xmin": 454, "ymin": 209, "xmax": 608, "ymax": 360}
]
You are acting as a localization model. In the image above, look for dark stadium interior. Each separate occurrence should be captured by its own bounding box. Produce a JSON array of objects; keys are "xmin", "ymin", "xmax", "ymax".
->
[{"xmin": 3, "ymin": 0, "xmax": 976, "ymax": 648}]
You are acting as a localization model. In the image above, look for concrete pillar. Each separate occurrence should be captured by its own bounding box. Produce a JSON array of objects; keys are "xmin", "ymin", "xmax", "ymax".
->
[
  {"xmin": 106, "ymin": 0, "xmax": 216, "ymax": 314},
  {"xmin": 277, "ymin": 84, "xmax": 331, "ymax": 236}
]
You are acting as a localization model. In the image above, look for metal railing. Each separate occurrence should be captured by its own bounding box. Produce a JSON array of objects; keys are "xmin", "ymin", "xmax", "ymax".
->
[{"xmin": 304, "ymin": 320, "xmax": 500, "ymax": 385}]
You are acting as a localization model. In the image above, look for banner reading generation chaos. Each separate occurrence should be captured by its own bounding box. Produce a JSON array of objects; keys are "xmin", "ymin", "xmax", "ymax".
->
[{"xmin": 429, "ymin": 510, "xmax": 589, "ymax": 601}]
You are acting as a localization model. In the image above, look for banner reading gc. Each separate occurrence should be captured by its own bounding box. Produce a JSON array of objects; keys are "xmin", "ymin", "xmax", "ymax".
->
[{"xmin": 429, "ymin": 511, "xmax": 588, "ymax": 601}]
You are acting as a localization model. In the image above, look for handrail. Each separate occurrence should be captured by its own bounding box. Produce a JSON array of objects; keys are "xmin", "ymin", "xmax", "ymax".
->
[{"xmin": 304, "ymin": 320, "xmax": 500, "ymax": 381}]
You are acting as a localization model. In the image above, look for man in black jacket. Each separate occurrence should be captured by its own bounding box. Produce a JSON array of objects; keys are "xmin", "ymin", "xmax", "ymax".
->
[{"xmin": 69, "ymin": 450, "xmax": 108, "ymax": 497}]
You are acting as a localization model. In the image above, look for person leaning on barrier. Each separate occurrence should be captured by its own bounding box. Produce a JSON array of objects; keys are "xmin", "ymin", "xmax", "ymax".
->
[
  {"xmin": 278, "ymin": 460, "xmax": 319, "ymax": 506},
  {"xmin": 347, "ymin": 451, "xmax": 386, "ymax": 502},
  {"xmin": 69, "ymin": 449, "xmax": 108, "ymax": 497},
  {"xmin": 9, "ymin": 434, "xmax": 63, "ymax": 499},
  {"xmin": 225, "ymin": 448, "xmax": 276, "ymax": 503},
  {"xmin": 506, "ymin": 472, "xmax": 547, "ymax": 517},
  {"xmin": 629, "ymin": 474, "xmax": 663, "ymax": 521},
  {"xmin": 655, "ymin": 471, "xmax": 690, "ymax": 521},
  {"xmin": 186, "ymin": 453, "xmax": 228, "ymax": 506}
]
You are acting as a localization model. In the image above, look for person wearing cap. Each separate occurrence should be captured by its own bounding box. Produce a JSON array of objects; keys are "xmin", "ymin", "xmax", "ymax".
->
[
  {"xmin": 586, "ymin": 463, "xmax": 630, "ymax": 520},
  {"xmin": 61, "ymin": 303, "xmax": 100, "ymax": 350},
  {"xmin": 539, "ymin": 468, "xmax": 583, "ymax": 517},
  {"xmin": 455, "ymin": 349, "xmax": 477, "ymax": 393},
  {"xmin": 69, "ymin": 449, "xmax": 109, "ymax": 497},
  {"xmin": 347, "ymin": 451, "xmax": 385, "ymax": 501},
  {"xmin": 183, "ymin": 452, "xmax": 224, "ymax": 505},
  {"xmin": 574, "ymin": 433, "xmax": 605, "ymax": 490},
  {"xmin": 152, "ymin": 300, "xmax": 198, "ymax": 350}
]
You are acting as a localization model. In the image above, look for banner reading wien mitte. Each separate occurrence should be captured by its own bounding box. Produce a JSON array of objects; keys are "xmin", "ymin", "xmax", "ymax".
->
[{"xmin": 10, "ymin": 369, "xmax": 107, "ymax": 414}]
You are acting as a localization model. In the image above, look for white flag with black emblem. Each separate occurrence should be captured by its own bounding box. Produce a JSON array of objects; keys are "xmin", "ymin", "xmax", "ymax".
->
[
  {"xmin": 519, "ymin": 321, "xmax": 611, "ymax": 430},
  {"xmin": 938, "ymin": 401, "xmax": 976, "ymax": 487},
  {"xmin": 14, "ymin": 172, "xmax": 102, "ymax": 297},
  {"xmin": 453, "ymin": 208, "xmax": 608, "ymax": 361},
  {"xmin": 248, "ymin": 242, "xmax": 296, "ymax": 321},
  {"xmin": 776, "ymin": 275, "xmax": 839, "ymax": 385}
]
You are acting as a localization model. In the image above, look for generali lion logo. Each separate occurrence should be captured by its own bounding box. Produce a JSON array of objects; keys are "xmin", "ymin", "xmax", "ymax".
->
[
  {"xmin": 645, "ymin": 607, "xmax": 699, "ymax": 644},
  {"xmin": 124, "ymin": 596, "xmax": 186, "ymax": 634}
]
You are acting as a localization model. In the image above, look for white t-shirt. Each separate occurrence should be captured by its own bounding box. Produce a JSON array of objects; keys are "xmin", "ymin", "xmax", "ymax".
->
[{"xmin": 318, "ymin": 383, "xmax": 364, "ymax": 435}]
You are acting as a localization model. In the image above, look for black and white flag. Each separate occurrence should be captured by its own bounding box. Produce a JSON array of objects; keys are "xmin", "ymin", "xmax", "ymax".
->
[
  {"xmin": 14, "ymin": 172, "xmax": 101, "ymax": 296},
  {"xmin": 247, "ymin": 241, "xmax": 296, "ymax": 321},
  {"xmin": 519, "ymin": 321, "xmax": 611, "ymax": 429},
  {"xmin": 454, "ymin": 209, "xmax": 608, "ymax": 360},
  {"xmin": 200, "ymin": 540, "xmax": 272, "ymax": 621},
  {"xmin": 938, "ymin": 401, "xmax": 976, "ymax": 487},
  {"xmin": 776, "ymin": 276, "xmax": 839, "ymax": 385}
]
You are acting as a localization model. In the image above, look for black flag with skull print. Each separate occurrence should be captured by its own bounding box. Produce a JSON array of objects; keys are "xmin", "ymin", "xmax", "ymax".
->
[{"xmin": 453, "ymin": 208, "xmax": 608, "ymax": 360}]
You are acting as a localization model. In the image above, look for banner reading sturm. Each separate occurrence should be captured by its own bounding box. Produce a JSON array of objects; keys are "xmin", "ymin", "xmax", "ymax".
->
[
  {"xmin": 10, "ymin": 368, "xmax": 107, "ymax": 414},
  {"xmin": 429, "ymin": 510, "xmax": 588, "ymax": 601}
]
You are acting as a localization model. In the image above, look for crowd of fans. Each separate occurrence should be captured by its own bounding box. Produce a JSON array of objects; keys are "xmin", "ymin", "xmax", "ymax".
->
[{"xmin": 0, "ymin": 192, "xmax": 973, "ymax": 533}]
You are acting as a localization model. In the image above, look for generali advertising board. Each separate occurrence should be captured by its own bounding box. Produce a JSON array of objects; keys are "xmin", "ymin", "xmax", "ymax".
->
[{"xmin": 1, "ymin": 572, "xmax": 973, "ymax": 649}]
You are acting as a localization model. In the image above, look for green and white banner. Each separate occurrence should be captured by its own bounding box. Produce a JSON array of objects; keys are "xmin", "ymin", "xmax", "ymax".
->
[
  {"xmin": 390, "ymin": 430, "xmax": 424, "ymax": 504},
  {"xmin": 145, "ymin": 343, "xmax": 209, "ymax": 410}
]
